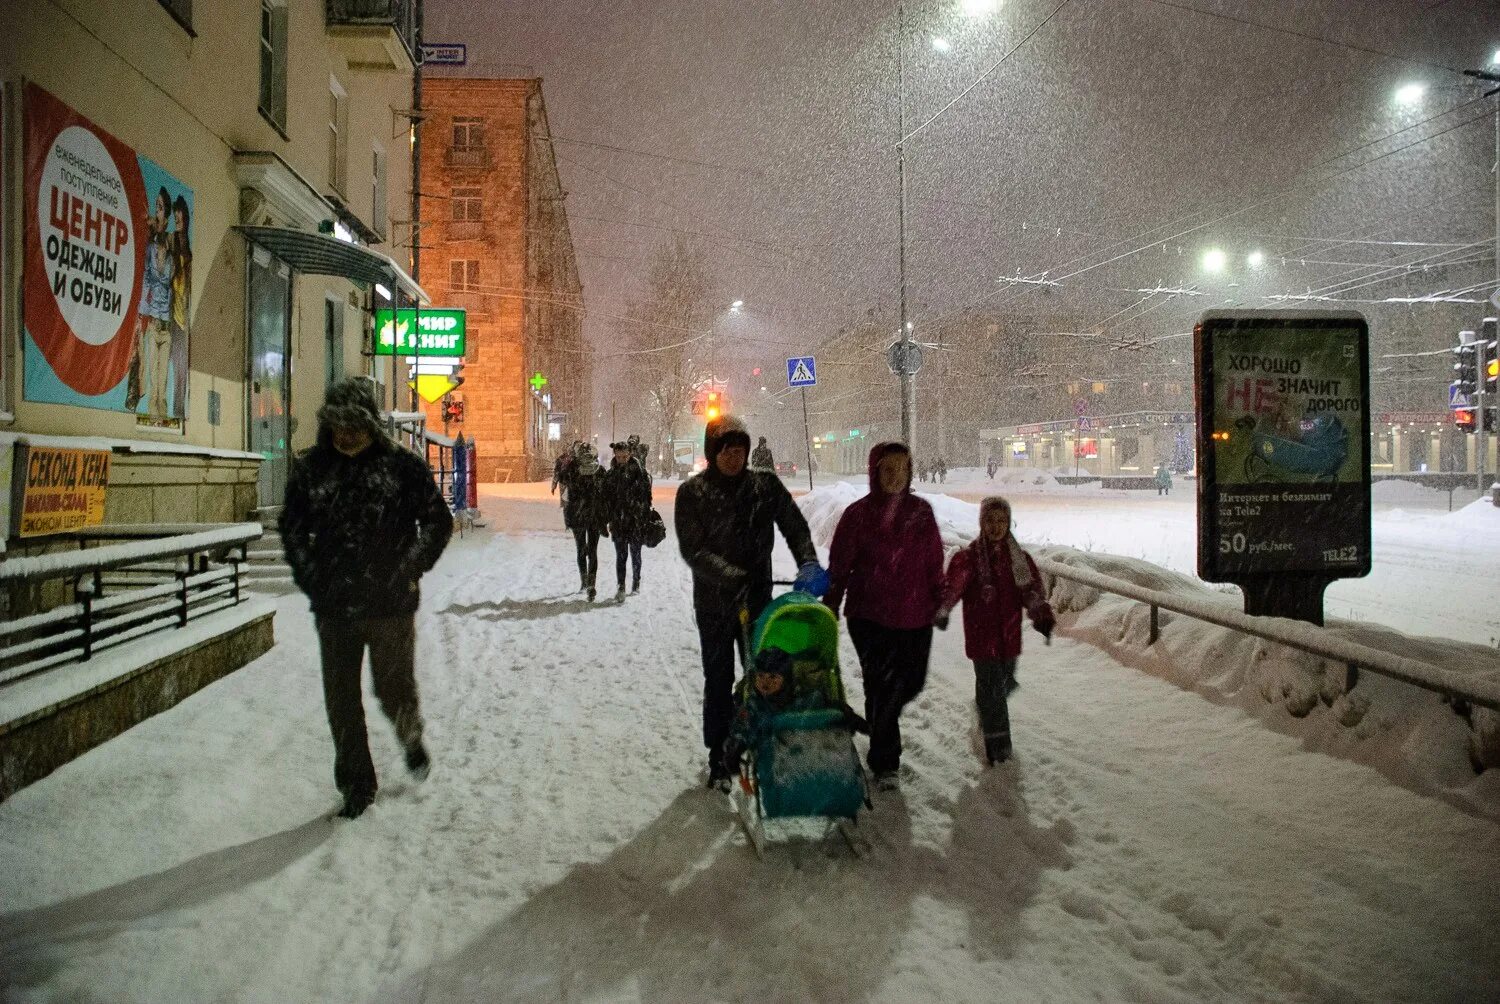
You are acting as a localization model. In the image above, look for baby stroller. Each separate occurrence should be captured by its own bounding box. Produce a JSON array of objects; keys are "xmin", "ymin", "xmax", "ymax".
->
[{"xmin": 725, "ymin": 589, "xmax": 871, "ymax": 856}]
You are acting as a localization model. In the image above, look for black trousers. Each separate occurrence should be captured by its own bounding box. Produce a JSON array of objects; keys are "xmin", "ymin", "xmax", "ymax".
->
[
  {"xmin": 973, "ymin": 658, "xmax": 1017, "ymax": 758},
  {"xmin": 847, "ymin": 618, "xmax": 933, "ymax": 775},
  {"xmin": 572, "ymin": 527, "xmax": 601, "ymax": 586},
  {"xmin": 315, "ymin": 614, "xmax": 422, "ymax": 797},
  {"xmin": 695, "ymin": 607, "xmax": 749, "ymax": 755},
  {"xmin": 613, "ymin": 537, "xmax": 643, "ymax": 587}
]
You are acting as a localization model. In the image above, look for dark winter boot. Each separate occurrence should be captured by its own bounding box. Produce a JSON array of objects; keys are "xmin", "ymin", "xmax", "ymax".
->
[
  {"xmin": 985, "ymin": 734, "xmax": 1013, "ymax": 766},
  {"xmin": 707, "ymin": 757, "xmax": 732, "ymax": 793},
  {"xmin": 405, "ymin": 740, "xmax": 431, "ymax": 782},
  {"xmin": 336, "ymin": 788, "xmax": 374, "ymax": 820},
  {"xmin": 615, "ymin": 583, "xmax": 626, "ymax": 603},
  {"xmin": 631, "ymin": 576, "xmax": 640, "ymax": 594}
]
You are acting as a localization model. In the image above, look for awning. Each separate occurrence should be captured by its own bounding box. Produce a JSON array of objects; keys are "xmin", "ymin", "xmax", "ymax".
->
[{"xmin": 236, "ymin": 225, "xmax": 429, "ymax": 304}]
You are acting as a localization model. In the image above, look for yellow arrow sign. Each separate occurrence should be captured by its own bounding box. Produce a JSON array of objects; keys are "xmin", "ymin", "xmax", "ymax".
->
[{"xmin": 409, "ymin": 374, "xmax": 460, "ymax": 404}]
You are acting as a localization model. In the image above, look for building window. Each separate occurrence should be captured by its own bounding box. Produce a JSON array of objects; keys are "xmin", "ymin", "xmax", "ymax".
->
[
  {"xmin": 371, "ymin": 143, "xmax": 388, "ymax": 240},
  {"xmin": 328, "ymin": 77, "xmax": 348, "ymax": 195},
  {"xmin": 451, "ymin": 187, "xmax": 483, "ymax": 222},
  {"xmin": 449, "ymin": 259, "xmax": 480, "ymax": 291},
  {"xmin": 452, "ymin": 116, "xmax": 485, "ymax": 151},
  {"xmin": 258, "ymin": 0, "xmax": 288, "ymax": 132},
  {"xmin": 156, "ymin": 0, "xmax": 193, "ymax": 33},
  {"xmin": 1091, "ymin": 381, "xmax": 1107, "ymax": 394}
]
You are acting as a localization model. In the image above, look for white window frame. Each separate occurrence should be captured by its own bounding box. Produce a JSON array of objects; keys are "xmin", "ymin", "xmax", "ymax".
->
[
  {"xmin": 258, "ymin": 0, "xmax": 288, "ymax": 133},
  {"xmin": 371, "ymin": 141, "xmax": 388, "ymax": 241},
  {"xmin": 451, "ymin": 187, "xmax": 482, "ymax": 223},
  {"xmin": 451, "ymin": 116, "xmax": 484, "ymax": 151},
  {"xmin": 328, "ymin": 76, "xmax": 348, "ymax": 195}
]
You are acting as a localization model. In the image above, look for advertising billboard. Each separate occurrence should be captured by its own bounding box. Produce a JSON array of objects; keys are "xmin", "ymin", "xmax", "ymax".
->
[
  {"xmin": 22, "ymin": 84, "xmax": 192, "ymax": 430},
  {"xmin": 1196, "ymin": 312, "xmax": 1371, "ymax": 600},
  {"xmin": 12, "ymin": 445, "xmax": 111, "ymax": 538},
  {"xmin": 373, "ymin": 307, "xmax": 465, "ymax": 356}
]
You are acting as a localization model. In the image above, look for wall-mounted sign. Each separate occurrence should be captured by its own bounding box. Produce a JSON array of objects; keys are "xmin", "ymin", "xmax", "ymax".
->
[
  {"xmin": 12, "ymin": 444, "xmax": 111, "ymax": 537},
  {"xmin": 23, "ymin": 84, "xmax": 193, "ymax": 430},
  {"xmin": 1195, "ymin": 311, "xmax": 1370, "ymax": 622},
  {"xmin": 373, "ymin": 307, "xmax": 465, "ymax": 356},
  {"xmin": 421, "ymin": 42, "xmax": 467, "ymax": 66}
]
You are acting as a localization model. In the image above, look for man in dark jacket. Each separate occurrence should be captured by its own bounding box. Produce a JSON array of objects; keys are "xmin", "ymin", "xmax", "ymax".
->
[
  {"xmin": 565, "ymin": 441, "xmax": 610, "ymax": 600},
  {"xmin": 606, "ymin": 440, "xmax": 653, "ymax": 600},
  {"xmin": 280, "ymin": 377, "xmax": 453, "ymax": 819},
  {"xmin": 675, "ymin": 415, "xmax": 822, "ymax": 789}
]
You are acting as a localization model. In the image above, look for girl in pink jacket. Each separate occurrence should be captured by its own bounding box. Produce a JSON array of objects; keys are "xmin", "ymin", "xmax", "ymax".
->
[{"xmin": 935, "ymin": 497, "xmax": 1054, "ymax": 765}]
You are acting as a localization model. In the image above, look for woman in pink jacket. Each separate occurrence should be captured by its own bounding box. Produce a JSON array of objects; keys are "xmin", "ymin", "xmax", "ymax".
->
[
  {"xmin": 935, "ymin": 497, "xmax": 1055, "ymax": 765},
  {"xmin": 824, "ymin": 442, "xmax": 945, "ymax": 790}
]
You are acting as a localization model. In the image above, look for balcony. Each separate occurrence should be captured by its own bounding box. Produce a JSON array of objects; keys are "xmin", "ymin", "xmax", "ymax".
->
[
  {"xmin": 445, "ymin": 146, "xmax": 492, "ymax": 169},
  {"xmin": 326, "ymin": 0, "xmax": 417, "ymax": 71}
]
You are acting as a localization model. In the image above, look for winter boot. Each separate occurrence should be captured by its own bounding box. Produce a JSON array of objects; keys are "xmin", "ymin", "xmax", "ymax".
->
[
  {"xmin": 631, "ymin": 579, "xmax": 640, "ymax": 594},
  {"xmin": 405, "ymin": 740, "xmax": 431, "ymax": 782},
  {"xmin": 615, "ymin": 583, "xmax": 626, "ymax": 603},
  {"xmin": 336, "ymin": 788, "xmax": 374, "ymax": 820},
  {"xmin": 873, "ymin": 770, "xmax": 900, "ymax": 792},
  {"xmin": 985, "ymin": 734, "xmax": 1013, "ymax": 766},
  {"xmin": 707, "ymin": 756, "xmax": 732, "ymax": 793}
]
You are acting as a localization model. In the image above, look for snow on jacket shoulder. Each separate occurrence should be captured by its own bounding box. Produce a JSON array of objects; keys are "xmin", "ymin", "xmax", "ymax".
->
[{"xmin": 825, "ymin": 492, "xmax": 945, "ymax": 630}]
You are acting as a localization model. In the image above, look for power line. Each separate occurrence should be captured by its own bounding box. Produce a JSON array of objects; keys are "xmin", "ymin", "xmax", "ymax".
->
[{"xmin": 539, "ymin": 134, "xmax": 766, "ymax": 177}]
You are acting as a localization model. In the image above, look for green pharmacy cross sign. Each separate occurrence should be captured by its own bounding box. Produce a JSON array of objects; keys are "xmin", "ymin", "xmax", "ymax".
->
[
  {"xmin": 529, "ymin": 372, "xmax": 548, "ymax": 392},
  {"xmin": 373, "ymin": 308, "xmax": 466, "ymax": 357}
]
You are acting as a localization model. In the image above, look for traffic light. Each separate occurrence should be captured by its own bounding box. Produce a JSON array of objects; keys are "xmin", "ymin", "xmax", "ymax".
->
[
  {"xmin": 1484, "ymin": 318, "xmax": 1499, "ymax": 393},
  {"xmin": 705, "ymin": 390, "xmax": 721, "ymax": 422},
  {"xmin": 1453, "ymin": 331, "xmax": 1479, "ymax": 397},
  {"xmin": 442, "ymin": 394, "xmax": 464, "ymax": 424}
]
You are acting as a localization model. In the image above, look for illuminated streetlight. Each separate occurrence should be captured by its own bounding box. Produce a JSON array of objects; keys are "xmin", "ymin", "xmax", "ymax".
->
[
  {"xmin": 1247, "ymin": 250, "xmax": 1265, "ymax": 269},
  {"xmin": 932, "ymin": 37, "xmax": 951, "ymax": 53},
  {"xmin": 1201, "ymin": 248, "xmax": 1227, "ymax": 272},
  {"xmin": 1393, "ymin": 82, "xmax": 1425, "ymax": 106},
  {"xmin": 729, "ymin": 299, "xmax": 743, "ymax": 313},
  {"xmin": 960, "ymin": 0, "xmax": 1001, "ymax": 15},
  {"xmin": 1490, "ymin": 48, "xmax": 1500, "ymax": 66}
]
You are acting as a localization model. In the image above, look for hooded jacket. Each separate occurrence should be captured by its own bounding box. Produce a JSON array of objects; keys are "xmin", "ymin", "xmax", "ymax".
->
[
  {"xmin": 279, "ymin": 378, "xmax": 453, "ymax": 619},
  {"xmin": 824, "ymin": 442, "xmax": 945, "ymax": 630},
  {"xmin": 605, "ymin": 452, "xmax": 653, "ymax": 541},
  {"xmin": 940, "ymin": 497, "xmax": 1054, "ymax": 660},
  {"xmin": 564, "ymin": 445, "xmax": 610, "ymax": 532},
  {"xmin": 674, "ymin": 415, "xmax": 817, "ymax": 616}
]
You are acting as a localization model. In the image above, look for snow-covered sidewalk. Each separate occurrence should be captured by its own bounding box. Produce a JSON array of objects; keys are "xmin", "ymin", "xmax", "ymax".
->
[{"xmin": 1, "ymin": 488, "xmax": 1497, "ymax": 1002}]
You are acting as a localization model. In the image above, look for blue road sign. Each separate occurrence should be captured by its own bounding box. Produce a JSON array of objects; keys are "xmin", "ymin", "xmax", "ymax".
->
[
  {"xmin": 1450, "ymin": 385, "xmax": 1473, "ymax": 410},
  {"xmin": 421, "ymin": 42, "xmax": 467, "ymax": 65},
  {"xmin": 787, "ymin": 356, "xmax": 817, "ymax": 388}
]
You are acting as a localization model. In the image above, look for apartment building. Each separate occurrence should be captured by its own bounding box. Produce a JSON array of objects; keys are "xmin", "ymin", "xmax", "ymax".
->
[{"xmin": 1, "ymin": 0, "xmax": 424, "ymax": 542}]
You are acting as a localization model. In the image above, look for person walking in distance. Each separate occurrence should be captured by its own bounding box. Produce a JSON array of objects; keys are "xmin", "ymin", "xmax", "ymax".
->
[
  {"xmin": 676, "ymin": 415, "xmax": 825, "ymax": 790},
  {"xmin": 934, "ymin": 497, "xmax": 1054, "ymax": 765},
  {"xmin": 280, "ymin": 378, "xmax": 453, "ymax": 820},
  {"xmin": 606, "ymin": 439, "xmax": 652, "ymax": 600},
  {"xmin": 566, "ymin": 441, "xmax": 610, "ymax": 600},
  {"xmin": 824, "ymin": 442, "xmax": 945, "ymax": 791},
  {"xmin": 750, "ymin": 436, "xmax": 775, "ymax": 471}
]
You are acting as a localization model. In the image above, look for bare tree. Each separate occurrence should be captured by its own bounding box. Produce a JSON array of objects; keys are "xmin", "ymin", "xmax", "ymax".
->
[{"xmin": 617, "ymin": 238, "xmax": 715, "ymax": 474}]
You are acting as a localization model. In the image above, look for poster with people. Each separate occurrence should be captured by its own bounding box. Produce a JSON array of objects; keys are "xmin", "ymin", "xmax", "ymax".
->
[{"xmin": 22, "ymin": 83, "xmax": 191, "ymax": 430}]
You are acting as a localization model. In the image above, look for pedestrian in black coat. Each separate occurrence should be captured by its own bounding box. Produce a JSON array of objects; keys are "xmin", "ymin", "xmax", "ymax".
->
[
  {"xmin": 565, "ymin": 442, "xmax": 611, "ymax": 600},
  {"xmin": 675, "ymin": 414, "xmax": 821, "ymax": 788},
  {"xmin": 606, "ymin": 440, "xmax": 652, "ymax": 599},
  {"xmin": 280, "ymin": 377, "xmax": 453, "ymax": 819}
]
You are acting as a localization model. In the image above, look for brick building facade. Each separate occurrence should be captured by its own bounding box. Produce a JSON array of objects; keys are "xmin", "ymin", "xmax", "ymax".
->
[{"xmin": 420, "ymin": 78, "xmax": 588, "ymax": 482}]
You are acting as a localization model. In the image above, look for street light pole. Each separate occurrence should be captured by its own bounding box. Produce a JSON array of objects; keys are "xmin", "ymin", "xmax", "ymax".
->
[{"xmin": 897, "ymin": 0, "xmax": 916, "ymax": 451}]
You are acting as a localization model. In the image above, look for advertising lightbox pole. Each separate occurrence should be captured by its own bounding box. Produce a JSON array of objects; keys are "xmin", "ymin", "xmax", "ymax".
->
[{"xmin": 1194, "ymin": 311, "xmax": 1372, "ymax": 625}]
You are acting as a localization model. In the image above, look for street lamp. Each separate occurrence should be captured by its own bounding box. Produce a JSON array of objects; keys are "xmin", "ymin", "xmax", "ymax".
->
[
  {"xmin": 1247, "ymin": 250, "xmax": 1265, "ymax": 269},
  {"xmin": 1393, "ymin": 82, "xmax": 1426, "ymax": 106},
  {"xmin": 960, "ymin": 0, "xmax": 1001, "ymax": 15},
  {"xmin": 1201, "ymin": 248, "xmax": 1227, "ymax": 272},
  {"xmin": 932, "ymin": 36, "xmax": 952, "ymax": 53},
  {"xmin": 729, "ymin": 299, "xmax": 744, "ymax": 313}
]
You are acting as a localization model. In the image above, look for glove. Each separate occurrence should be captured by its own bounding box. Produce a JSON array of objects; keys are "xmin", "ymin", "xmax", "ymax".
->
[
  {"xmin": 933, "ymin": 607, "xmax": 951, "ymax": 631},
  {"xmin": 793, "ymin": 561, "xmax": 830, "ymax": 598},
  {"xmin": 1033, "ymin": 614, "xmax": 1055, "ymax": 644}
]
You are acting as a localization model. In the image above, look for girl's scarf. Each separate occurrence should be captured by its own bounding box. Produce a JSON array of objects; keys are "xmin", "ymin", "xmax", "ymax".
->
[{"xmin": 971, "ymin": 533, "xmax": 1033, "ymax": 603}]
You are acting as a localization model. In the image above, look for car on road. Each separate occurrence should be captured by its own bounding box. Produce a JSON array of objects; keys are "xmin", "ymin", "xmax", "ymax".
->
[{"xmin": 775, "ymin": 460, "xmax": 799, "ymax": 478}]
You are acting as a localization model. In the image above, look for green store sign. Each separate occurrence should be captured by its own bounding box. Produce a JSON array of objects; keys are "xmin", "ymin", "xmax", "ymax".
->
[{"xmin": 373, "ymin": 308, "xmax": 466, "ymax": 357}]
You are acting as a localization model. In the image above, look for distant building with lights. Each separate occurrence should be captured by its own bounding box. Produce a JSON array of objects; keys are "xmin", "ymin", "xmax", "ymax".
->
[{"xmin": 419, "ymin": 77, "xmax": 588, "ymax": 481}]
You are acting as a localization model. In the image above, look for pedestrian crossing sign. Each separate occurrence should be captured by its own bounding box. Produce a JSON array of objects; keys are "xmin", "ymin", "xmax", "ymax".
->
[{"xmin": 787, "ymin": 356, "xmax": 817, "ymax": 388}]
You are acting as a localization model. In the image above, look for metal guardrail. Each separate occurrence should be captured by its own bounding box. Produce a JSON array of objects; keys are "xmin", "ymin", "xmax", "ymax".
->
[
  {"xmin": 0, "ymin": 524, "xmax": 262, "ymax": 689},
  {"xmin": 1036, "ymin": 556, "xmax": 1500, "ymax": 713}
]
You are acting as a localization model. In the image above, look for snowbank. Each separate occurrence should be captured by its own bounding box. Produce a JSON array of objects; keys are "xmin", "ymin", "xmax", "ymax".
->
[{"xmin": 796, "ymin": 485, "xmax": 1500, "ymax": 817}]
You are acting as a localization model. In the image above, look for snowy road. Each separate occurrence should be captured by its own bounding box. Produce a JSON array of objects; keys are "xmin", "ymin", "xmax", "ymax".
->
[{"xmin": 2, "ymin": 486, "xmax": 1498, "ymax": 1002}]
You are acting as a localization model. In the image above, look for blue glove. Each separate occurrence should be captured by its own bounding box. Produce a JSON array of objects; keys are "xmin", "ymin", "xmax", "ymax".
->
[{"xmin": 794, "ymin": 561, "xmax": 830, "ymax": 598}]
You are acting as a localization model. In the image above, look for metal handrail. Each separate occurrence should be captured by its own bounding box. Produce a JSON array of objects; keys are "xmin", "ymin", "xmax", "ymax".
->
[
  {"xmin": 0, "ymin": 526, "xmax": 262, "ymax": 689},
  {"xmin": 1036, "ymin": 556, "xmax": 1500, "ymax": 712}
]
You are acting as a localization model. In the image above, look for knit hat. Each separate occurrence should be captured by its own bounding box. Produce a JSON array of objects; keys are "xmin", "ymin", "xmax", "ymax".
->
[
  {"xmin": 317, "ymin": 377, "xmax": 383, "ymax": 440},
  {"xmin": 574, "ymin": 441, "xmax": 600, "ymax": 475},
  {"xmin": 704, "ymin": 414, "xmax": 751, "ymax": 468}
]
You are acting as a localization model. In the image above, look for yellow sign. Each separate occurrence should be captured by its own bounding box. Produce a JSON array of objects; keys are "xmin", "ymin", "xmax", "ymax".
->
[
  {"xmin": 409, "ymin": 374, "xmax": 460, "ymax": 404},
  {"xmin": 17, "ymin": 446, "xmax": 110, "ymax": 537}
]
